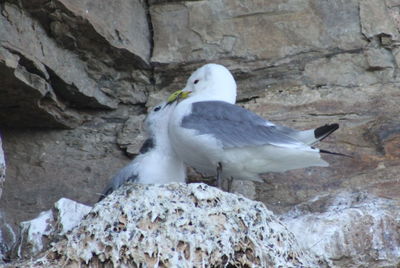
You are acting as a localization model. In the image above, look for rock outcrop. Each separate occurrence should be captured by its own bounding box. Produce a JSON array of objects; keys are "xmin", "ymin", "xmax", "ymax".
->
[
  {"xmin": 10, "ymin": 183, "xmax": 321, "ymax": 267},
  {"xmin": 0, "ymin": 0, "xmax": 151, "ymax": 128},
  {"xmin": 282, "ymin": 191, "xmax": 400, "ymax": 267},
  {"xmin": 1, "ymin": 0, "xmax": 400, "ymax": 266},
  {"xmin": 7, "ymin": 185, "xmax": 400, "ymax": 267},
  {"xmin": 13, "ymin": 198, "xmax": 91, "ymax": 260}
]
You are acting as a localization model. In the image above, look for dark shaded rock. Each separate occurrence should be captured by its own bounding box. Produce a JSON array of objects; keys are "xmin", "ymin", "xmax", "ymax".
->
[
  {"xmin": 19, "ymin": 0, "xmax": 152, "ymax": 105},
  {"xmin": 0, "ymin": 1, "xmax": 153, "ymax": 128},
  {"xmin": 19, "ymin": 0, "xmax": 151, "ymax": 68},
  {"xmin": 0, "ymin": 46, "xmax": 82, "ymax": 128},
  {"xmin": 0, "ymin": 3, "xmax": 118, "ymax": 127}
]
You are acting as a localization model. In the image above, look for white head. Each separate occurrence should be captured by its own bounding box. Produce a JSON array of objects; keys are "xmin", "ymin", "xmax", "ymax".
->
[
  {"xmin": 182, "ymin": 63, "xmax": 237, "ymax": 104},
  {"xmin": 144, "ymin": 102, "xmax": 176, "ymax": 151}
]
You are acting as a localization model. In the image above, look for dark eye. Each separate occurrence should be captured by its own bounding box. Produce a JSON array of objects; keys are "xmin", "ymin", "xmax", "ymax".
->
[
  {"xmin": 154, "ymin": 106, "xmax": 161, "ymax": 112},
  {"xmin": 194, "ymin": 79, "xmax": 199, "ymax": 84}
]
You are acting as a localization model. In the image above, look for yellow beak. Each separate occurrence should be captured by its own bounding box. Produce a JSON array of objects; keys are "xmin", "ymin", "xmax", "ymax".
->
[{"xmin": 167, "ymin": 89, "xmax": 192, "ymax": 104}]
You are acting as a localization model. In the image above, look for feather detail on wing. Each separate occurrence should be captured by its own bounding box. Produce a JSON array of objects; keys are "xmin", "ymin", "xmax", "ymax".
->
[{"xmin": 181, "ymin": 101, "xmax": 310, "ymax": 149}]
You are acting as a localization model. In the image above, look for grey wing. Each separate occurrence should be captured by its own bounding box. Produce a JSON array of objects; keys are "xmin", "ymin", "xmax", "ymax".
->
[
  {"xmin": 272, "ymin": 124, "xmax": 306, "ymax": 142},
  {"xmin": 98, "ymin": 162, "xmax": 138, "ymax": 202},
  {"xmin": 181, "ymin": 101, "xmax": 307, "ymax": 149}
]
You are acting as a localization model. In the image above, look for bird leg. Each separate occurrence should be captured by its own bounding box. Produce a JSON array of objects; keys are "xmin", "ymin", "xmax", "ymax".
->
[{"xmin": 216, "ymin": 162, "xmax": 223, "ymax": 189}]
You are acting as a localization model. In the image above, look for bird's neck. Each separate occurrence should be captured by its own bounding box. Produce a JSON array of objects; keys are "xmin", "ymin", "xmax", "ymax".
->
[
  {"xmin": 191, "ymin": 87, "xmax": 236, "ymax": 104},
  {"xmin": 152, "ymin": 125, "xmax": 173, "ymax": 153},
  {"xmin": 137, "ymin": 148, "xmax": 185, "ymax": 184},
  {"xmin": 136, "ymin": 128, "xmax": 186, "ymax": 184}
]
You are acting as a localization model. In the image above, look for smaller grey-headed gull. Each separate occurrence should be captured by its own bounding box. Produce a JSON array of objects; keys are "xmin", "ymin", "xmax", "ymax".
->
[
  {"xmin": 167, "ymin": 64, "xmax": 341, "ymax": 187},
  {"xmin": 98, "ymin": 102, "xmax": 186, "ymax": 201}
]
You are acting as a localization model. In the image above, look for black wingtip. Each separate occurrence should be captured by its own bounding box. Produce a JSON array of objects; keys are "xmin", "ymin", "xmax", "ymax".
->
[
  {"xmin": 320, "ymin": 149, "xmax": 352, "ymax": 158},
  {"xmin": 314, "ymin": 123, "xmax": 339, "ymax": 141}
]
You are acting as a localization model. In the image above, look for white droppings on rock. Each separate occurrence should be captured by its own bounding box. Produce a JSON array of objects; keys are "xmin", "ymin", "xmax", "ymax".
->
[
  {"xmin": 54, "ymin": 198, "xmax": 92, "ymax": 235},
  {"xmin": 15, "ymin": 198, "xmax": 92, "ymax": 260},
  {"xmin": 35, "ymin": 183, "xmax": 320, "ymax": 267},
  {"xmin": 19, "ymin": 210, "xmax": 53, "ymax": 256}
]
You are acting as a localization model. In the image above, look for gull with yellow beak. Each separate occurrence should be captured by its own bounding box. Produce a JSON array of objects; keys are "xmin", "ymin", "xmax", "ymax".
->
[{"xmin": 168, "ymin": 63, "xmax": 341, "ymax": 187}]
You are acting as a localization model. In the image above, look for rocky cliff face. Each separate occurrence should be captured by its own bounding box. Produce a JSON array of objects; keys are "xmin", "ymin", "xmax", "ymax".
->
[{"xmin": 1, "ymin": 0, "xmax": 400, "ymax": 266}]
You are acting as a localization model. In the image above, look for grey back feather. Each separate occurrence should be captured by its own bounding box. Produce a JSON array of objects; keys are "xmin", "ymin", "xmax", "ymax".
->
[{"xmin": 181, "ymin": 101, "xmax": 305, "ymax": 149}]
